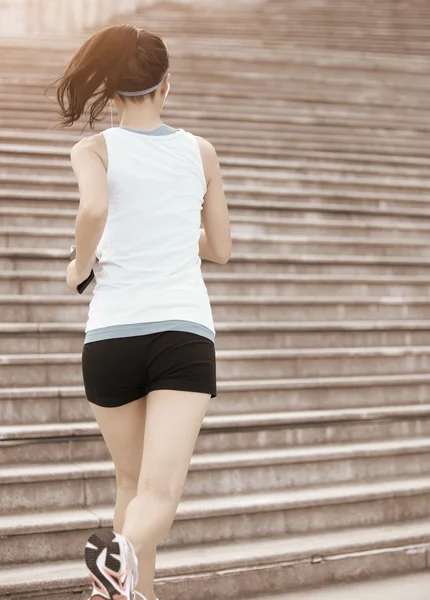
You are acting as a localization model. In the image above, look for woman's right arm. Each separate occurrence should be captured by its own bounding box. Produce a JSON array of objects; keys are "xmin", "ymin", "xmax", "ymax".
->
[{"xmin": 197, "ymin": 137, "xmax": 232, "ymax": 265}]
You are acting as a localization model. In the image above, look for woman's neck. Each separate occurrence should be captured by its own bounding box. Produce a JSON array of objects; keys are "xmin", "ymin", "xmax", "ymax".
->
[{"xmin": 115, "ymin": 102, "xmax": 164, "ymax": 131}]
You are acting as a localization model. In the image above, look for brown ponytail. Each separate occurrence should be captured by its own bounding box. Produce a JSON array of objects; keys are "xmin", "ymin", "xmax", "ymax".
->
[{"xmin": 51, "ymin": 24, "xmax": 169, "ymax": 129}]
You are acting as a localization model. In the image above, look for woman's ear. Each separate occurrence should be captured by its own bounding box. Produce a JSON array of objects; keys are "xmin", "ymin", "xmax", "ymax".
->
[
  {"xmin": 161, "ymin": 73, "xmax": 170, "ymax": 97},
  {"xmin": 161, "ymin": 75, "xmax": 170, "ymax": 110}
]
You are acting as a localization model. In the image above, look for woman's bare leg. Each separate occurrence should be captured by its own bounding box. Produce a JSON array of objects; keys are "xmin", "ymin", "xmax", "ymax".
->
[
  {"xmin": 89, "ymin": 396, "xmax": 147, "ymax": 533},
  {"xmin": 121, "ymin": 389, "xmax": 211, "ymax": 600}
]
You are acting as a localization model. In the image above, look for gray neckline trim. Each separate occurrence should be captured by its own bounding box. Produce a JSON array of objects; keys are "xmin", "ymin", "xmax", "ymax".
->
[{"xmin": 119, "ymin": 124, "xmax": 179, "ymax": 136}]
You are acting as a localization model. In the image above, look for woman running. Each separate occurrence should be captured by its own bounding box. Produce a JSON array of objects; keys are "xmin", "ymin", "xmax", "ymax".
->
[{"xmin": 56, "ymin": 23, "xmax": 231, "ymax": 600}]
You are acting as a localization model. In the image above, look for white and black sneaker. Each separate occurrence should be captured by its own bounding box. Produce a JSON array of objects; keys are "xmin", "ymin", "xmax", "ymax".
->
[{"xmin": 85, "ymin": 530, "xmax": 139, "ymax": 599}]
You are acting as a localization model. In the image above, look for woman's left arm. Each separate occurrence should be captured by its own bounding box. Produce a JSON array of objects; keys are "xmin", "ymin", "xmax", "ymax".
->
[{"xmin": 67, "ymin": 134, "xmax": 109, "ymax": 291}]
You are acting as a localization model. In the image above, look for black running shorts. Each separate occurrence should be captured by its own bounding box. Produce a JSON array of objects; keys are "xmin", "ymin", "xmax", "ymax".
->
[{"xmin": 82, "ymin": 330, "xmax": 217, "ymax": 408}]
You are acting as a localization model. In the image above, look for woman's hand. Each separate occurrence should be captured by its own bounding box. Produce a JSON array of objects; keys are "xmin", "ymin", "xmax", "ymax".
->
[{"xmin": 66, "ymin": 255, "xmax": 96, "ymax": 293}]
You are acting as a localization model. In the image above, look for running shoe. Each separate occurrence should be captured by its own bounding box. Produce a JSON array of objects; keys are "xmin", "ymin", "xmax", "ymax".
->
[{"xmin": 85, "ymin": 530, "xmax": 139, "ymax": 599}]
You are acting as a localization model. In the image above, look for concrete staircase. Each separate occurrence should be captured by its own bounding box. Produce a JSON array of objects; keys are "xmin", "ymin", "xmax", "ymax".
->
[{"xmin": 1, "ymin": 0, "xmax": 430, "ymax": 598}]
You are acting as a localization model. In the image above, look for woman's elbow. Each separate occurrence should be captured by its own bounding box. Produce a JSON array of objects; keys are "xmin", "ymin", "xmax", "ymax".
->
[{"xmin": 217, "ymin": 243, "xmax": 232, "ymax": 265}]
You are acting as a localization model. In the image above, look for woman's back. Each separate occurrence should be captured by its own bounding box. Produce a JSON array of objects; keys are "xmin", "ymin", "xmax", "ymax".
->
[{"xmin": 86, "ymin": 125, "xmax": 216, "ymax": 343}]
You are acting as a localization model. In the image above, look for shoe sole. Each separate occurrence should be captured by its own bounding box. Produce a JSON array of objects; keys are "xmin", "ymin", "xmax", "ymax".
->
[{"xmin": 85, "ymin": 530, "xmax": 138, "ymax": 599}]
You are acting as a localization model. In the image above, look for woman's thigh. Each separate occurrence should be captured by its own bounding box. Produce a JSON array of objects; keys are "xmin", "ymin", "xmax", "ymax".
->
[
  {"xmin": 138, "ymin": 389, "xmax": 211, "ymax": 500},
  {"xmin": 89, "ymin": 396, "xmax": 147, "ymax": 487}
]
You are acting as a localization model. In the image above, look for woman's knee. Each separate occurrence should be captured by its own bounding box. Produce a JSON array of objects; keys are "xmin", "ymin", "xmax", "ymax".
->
[{"xmin": 138, "ymin": 478, "xmax": 183, "ymax": 507}]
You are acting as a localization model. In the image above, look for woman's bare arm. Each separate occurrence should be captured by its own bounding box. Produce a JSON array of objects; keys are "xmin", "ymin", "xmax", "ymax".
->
[
  {"xmin": 197, "ymin": 136, "xmax": 232, "ymax": 265},
  {"xmin": 70, "ymin": 134, "xmax": 109, "ymax": 271}
]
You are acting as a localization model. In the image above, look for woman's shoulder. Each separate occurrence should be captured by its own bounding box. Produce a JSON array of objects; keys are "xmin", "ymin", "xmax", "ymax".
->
[
  {"xmin": 71, "ymin": 132, "xmax": 106, "ymax": 152},
  {"xmin": 194, "ymin": 135, "xmax": 217, "ymax": 155},
  {"xmin": 70, "ymin": 132, "xmax": 108, "ymax": 168},
  {"xmin": 193, "ymin": 135, "xmax": 218, "ymax": 171}
]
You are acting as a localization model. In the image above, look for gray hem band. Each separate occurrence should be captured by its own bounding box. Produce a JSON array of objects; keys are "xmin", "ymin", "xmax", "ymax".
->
[{"xmin": 85, "ymin": 319, "xmax": 215, "ymax": 344}]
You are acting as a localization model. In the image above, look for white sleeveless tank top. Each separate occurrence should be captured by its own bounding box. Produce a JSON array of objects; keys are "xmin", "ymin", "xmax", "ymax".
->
[{"xmin": 84, "ymin": 125, "xmax": 216, "ymax": 344}]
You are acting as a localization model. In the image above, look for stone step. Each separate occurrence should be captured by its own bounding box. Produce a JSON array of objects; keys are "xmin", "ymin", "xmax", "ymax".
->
[
  {"xmin": 5, "ymin": 193, "xmax": 430, "ymax": 229},
  {"xmin": 2, "ymin": 60, "xmax": 427, "ymax": 95},
  {"xmin": 225, "ymin": 172, "xmax": 430, "ymax": 197},
  {"xmin": 3, "ymin": 320, "xmax": 430, "ymax": 354},
  {"xmin": 0, "ymin": 82, "xmax": 425, "ymax": 112},
  {"xmin": 2, "ymin": 438, "xmax": 430, "ymax": 514},
  {"xmin": 144, "ymin": 34, "xmax": 430, "ymax": 56},
  {"xmin": 6, "ymin": 226, "xmax": 430, "ymax": 258},
  {"xmin": 4, "ymin": 40, "xmax": 425, "ymax": 63},
  {"xmin": 5, "ymin": 207, "xmax": 430, "ymax": 240},
  {"xmin": 3, "ymin": 201, "xmax": 430, "ymax": 232},
  {"xmin": 3, "ymin": 186, "xmax": 430, "ymax": 217},
  {"xmin": 216, "ymin": 140, "xmax": 430, "ymax": 161},
  {"xmin": 0, "ymin": 97, "xmax": 419, "ymax": 130},
  {"xmin": 3, "ymin": 477, "xmax": 430, "ymax": 565},
  {"xmin": 2, "ymin": 294, "xmax": 430, "ymax": 323},
  {"xmin": 1, "ymin": 34, "xmax": 427, "ymax": 64},
  {"xmin": 5, "ymin": 151, "xmax": 430, "ymax": 195},
  {"xmin": 250, "ymin": 572, "xmax": 430, "ymax": 600},
  {"xmin": 3, "ymin": 54, "xmax": 428, "ymax": 88},
  {"xmin": 137, "ymin": 12, "xmax": 430, "ymax": 27},
  {"xmin": 1, "ymin": 121, "xmax": 429, "ymax": 148},
  {"xmin": 3, "ymin": 172, "xmax": 430, "ymax": 205},
  {"xmin": 4, "ymin": 160, "xmax": 430, "ymax": 195},
  {"xmin": 230, "ymin": 215, "xmax": 430, "ymax": 240},
  {"xmin": 4, "ymin": 249, "xmax": 430, "ymax": 277},
  {"xmin": 5, "ymin": 66, "xmax": 429, "ymax": 101},
  {"xmin": 201, "ymin": 254, "xmax": 430, "ymax": 276},
  {"xmin": 3, "ymin": 345, "xmax": 430, "ymax": 386},
  {"xmin": 3, "ymin": 270, "xmax": 430, "ymax": 297},
  {"xmin": 2, "ymin": 127, "xmax": 430, "ymax": 158},
  {"xmin": 0, "ymin": 135, "xmax": 412, "ymax": 163},
  {"xmin": 4, "ymin": 67, "xmax": 426, "ymax": 100},
  {"xmin": 2, "ymin": 49, "xmax": 429, "ymax": 78},
  {"xmin": 2, "ymin": 373, "xmax": 430, "ymax": 424},
  {"xmin": 3, "ymin": 153, "xmax": 430, "ymax": 186},
  {"xmin": 2, "ymin": 405, "xmax": 430, "ymax": 462},
  {"xmin": 5, "ymin": 110, "xmax": 430, "ymax": 136},
  {"xmin": 2, "ymin": 97, "xmax": 430, "ymax": 131},
  {"xmin": 2, "ymin": 100, "xmax": 429, "ymax": 134},
  {"xmin": 2, "ymin": 20, "xmax": 429, "ymax": 51},
  {"xmin": 2, "ymin": 519, "xmax": 430, "ymax": 600},
  {"xmin": 233, "ymin": 234, "xmax": 430, "ymax": 257},
  {"xmin": 0, "ymin": 113, "xmax": 428, "ymax": 138}
]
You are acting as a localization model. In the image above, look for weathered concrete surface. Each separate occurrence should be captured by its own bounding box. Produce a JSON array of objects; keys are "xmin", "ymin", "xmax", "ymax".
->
[{"xmin": 249, "ymin": 572, "xmax": 430, "ymax": 600}]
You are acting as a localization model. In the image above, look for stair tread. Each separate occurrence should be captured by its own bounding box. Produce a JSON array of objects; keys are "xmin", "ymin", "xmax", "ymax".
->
[
  {"xmin": 6, "ymin": 225, "xmax": 430, "ymax": 247},
  {"xmin": 4, "ymin": 186, "xmax": 430, "ymax": 202},
  {"xmin": 2, "ymin": 371, "xmax": 430, "ymax": 400},
  {"xmin": 3, "ymin": 476, "xmax": 430, "ymax": 534},
  {"xmin": 3, "ymin": 269, "xmax": 430, "ymax": 282},
  {"xmin": 1, "ymin": 404, "xmax": 430, "ymax": 439},
  {"xmin": 4, "ymin": 246, "xmax": 430, "ymax": 265},
  {"xmin": 1, "ymin": 518, "xmax": 430, "ymax": 592},
  {"xmin": 1, "ymin": 293, "xmax": 430, "ymax": 304},
  {"xmin": 248, "ymin": 572, "xmax": 430, "ymax": 600},
  {"xmin": 2, "ymin": 436, "xmax": 430, "ymax": 481},
  {"xmin": 3, "ymin": 345, "xmax": 430, "ymax": 362}
]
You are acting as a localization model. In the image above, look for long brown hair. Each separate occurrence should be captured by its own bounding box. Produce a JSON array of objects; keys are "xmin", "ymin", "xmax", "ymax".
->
[{"xmin": 51, "ymin": 24, "xmax": 169, "ymax": 129}]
